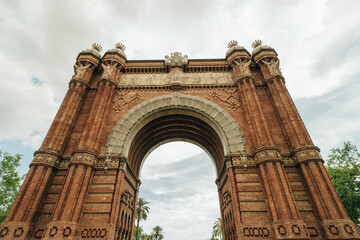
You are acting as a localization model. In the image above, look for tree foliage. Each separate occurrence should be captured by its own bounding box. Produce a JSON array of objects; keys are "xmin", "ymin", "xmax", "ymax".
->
[
  {"xmin": 326, "ymin": 141, "xmax": 360, "ymax": 227},
  {"xmin": 211, "ymin": 217, "xmax": 223, "ymax": 240},
  {"xmin": 0, "ymin": 151, "xmax": 24, "ymax": 224},
  {"xmin": 151, "ymin": 225, "xmax": 164, "ymax": 240},
  {"xmin": 135, "ymin": 198, "xmax": 150, "ymax": 240}
]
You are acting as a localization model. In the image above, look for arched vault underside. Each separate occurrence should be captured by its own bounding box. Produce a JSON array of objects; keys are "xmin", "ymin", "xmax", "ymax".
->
[{"xmin": 106, "ymin": 92, "xmax": 246, "ymax": 177}]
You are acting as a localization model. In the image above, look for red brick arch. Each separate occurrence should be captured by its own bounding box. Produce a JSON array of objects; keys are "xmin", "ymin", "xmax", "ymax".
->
[
  {"xmin": 106, "ymin": 92, "xmax": 246, "ymax": 177},
  {"xmin": 1, "ymin": 42, "xmax": 359, "ymax": 240}
]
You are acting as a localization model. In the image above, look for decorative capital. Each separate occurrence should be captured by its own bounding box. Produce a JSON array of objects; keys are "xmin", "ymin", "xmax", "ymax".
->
[
  {"xmin": 260, "ymin": 57, "xmax": 282, "ymax": 79},
  {"xmin": 73, "ymin": 62, "xmax": 91, "ymax": 80}
]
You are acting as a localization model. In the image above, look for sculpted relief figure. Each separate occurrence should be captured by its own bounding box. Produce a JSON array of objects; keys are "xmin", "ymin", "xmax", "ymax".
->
[
  {"xmin": 262, "ymin": 57, "xmax": 281, "ymax": 77},
  {"xmin": 235, "ymin": 58, "xmax": 251, "ymax": 77},
  {"xmin": 102, "ymin": 62, "xmax": 117, "ymax": 79},
  {"xmin": 73, "ymin": 62, "xmax": 91, "ymax": 79}
]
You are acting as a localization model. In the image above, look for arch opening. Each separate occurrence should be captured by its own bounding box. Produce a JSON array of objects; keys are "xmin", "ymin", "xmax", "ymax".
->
[
  {"xmin": 128, "ymin": 113, "xmax": 225, "ymax": 177},
  {"xmin": 138, "ymin": 141, "xmax": 220, "ymax": 240}
]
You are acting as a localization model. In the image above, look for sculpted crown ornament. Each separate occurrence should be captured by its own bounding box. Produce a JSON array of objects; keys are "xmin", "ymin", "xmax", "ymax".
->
[
  {"xmin": 225, "ymin": 40, "xmax": 246, "ymax": 57},
  {"xmin": 107, "ymin": 42, "xmax": 127, "ymax": 58},
  {"xmin": 115, "ymin": 43, "xmax": 126, "ymax": 51},
  {"xmin": 228, "ymin": 40, "xmax": 238, "ymax": 49},
  {"xmin": 92, "ymin": 43, "xmax": 103, "ymax": 53},
  {"xmin": 165, "ymin": 52, "xmax": 188, "ymax": 66},
  {"xmin": 251, "ymin": 40, "xmax": 274, "ymax": 55},
  {"xmin": 252, "ymin": 40, "xmax": 262, "ymax": 49}
]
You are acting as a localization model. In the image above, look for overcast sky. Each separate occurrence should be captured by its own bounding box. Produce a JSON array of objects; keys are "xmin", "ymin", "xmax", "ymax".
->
[{"xmin": 0, "ymin": 0, "xmax": 360, "ymax": 239}]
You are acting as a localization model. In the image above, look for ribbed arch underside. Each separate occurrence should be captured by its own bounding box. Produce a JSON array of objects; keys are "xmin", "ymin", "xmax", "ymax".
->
[{"xmin": 128, "ymin": 114, "xmax": 224, "ymax": 177}]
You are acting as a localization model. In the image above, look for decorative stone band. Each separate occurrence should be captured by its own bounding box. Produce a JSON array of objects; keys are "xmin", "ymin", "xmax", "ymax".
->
[
  {"xmin": 292, "ymin": 146, "xmax": 323, "ymax": 164},
  {"xmin": 223, "ymin": 146, "xmax": 323, "ymax": 169},
  {"xmin": 80, "ymin": 228, "xmax": 108, "ymax": 238},
  {"xmin": 43, "ymin": 221, "xmax": 80, "ymax": 239},
  {"xmin": 321, "ymin": 219, "xmax": 360, "ymax": 239},
  {"xmin": 97, "ymin": 77, "xmax": 118, "ymax": 88},
  {"xmin": 273, "ymin": 219, "xmax": 310, "ymax": 239},
  {"xmin": 253, "ymin": 147, "xmax": 283, "ymax": 166},
  {"xmin": 0, "ymin": 222, "xmax": 32, "ymax": 239},
  {"xmin": 239, "ymin": 224, "xmax": 272, "ymax": 238},
  {"xmin": 265, "ymin": 74, "xmax": 285, "ymax": 85},
  {"xmin": 31, "ymin": 151, "xmax": 61, "ymax": 168},
  {"xmin": 236, "ymin": 74, "xmax": 255, "ymax": 85},
  {"xmin": 68, "ymin": 78, "xmax": 89, "ymax": 88},
  {"xmin": 70, "ymin": 151, "xmax": 99, "ymax": 168}
]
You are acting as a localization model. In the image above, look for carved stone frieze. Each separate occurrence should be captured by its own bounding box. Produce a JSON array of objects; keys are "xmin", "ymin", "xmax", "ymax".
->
[
  {"xmin": 112, "ymin": 91, "xmax": 141, "ymax": 113},
  {"xmin": 210, "ymin": 89, "xmax": 241, "ymax": 110},
  {"xmin": 95, "ymin": 158, "xmax": 119, "ymax": 168},
  {"xmin": 118, "ymin": 72, "xmax": 234, "ymax": 86}
]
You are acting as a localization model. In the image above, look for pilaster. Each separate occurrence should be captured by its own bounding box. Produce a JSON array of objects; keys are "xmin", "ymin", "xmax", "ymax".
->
[
  {"xmin": 226, "ymin": 40, "xmax": 273, "ymax": 148},
  {"xmin": 294, "ymin": 147, "xmax": 360, "ymax": 239},
  {"xmin": 252, "ymin": 40, "xmax": 312, "ymax": 149}
]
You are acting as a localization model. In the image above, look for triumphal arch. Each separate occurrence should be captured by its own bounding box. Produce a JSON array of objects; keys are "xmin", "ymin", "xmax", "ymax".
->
[{"xmin": 1, "ymin": 41, "xmax": 359, "ymax": 240}]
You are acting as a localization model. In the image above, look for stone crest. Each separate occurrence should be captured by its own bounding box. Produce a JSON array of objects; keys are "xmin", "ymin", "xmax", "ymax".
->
[{"xmin": 165, "ymin": 52, "xmax": 188, "ymax": 66}]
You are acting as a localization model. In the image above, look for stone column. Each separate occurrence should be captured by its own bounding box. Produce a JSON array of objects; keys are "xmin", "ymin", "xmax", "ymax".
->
[
  {"xmin": 107, "ymin": 158, "xmax": 127, "ymax": 239},
  {"xmin": 253, "ymin": 40, "xmax": 360, "ymax": 239},
  {"xmin": 42, "ymin": 44, "xmax": 126, "ymax": 239},
  {"xmin": 298, "ymin": 149, "xmax": 360, "ymax": 239},
  {"xmin": 226, "ymin": 41, "xmax": 309, "ymax": 239},
  {"xmin": 0, "ymin": 44, "xmax": 101, "ymax": 240}
]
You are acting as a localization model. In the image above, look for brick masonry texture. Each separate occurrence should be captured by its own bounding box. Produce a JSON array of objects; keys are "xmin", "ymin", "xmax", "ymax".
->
[{"xmin": 0, "ymin": 42, "xmax": 359, "ymax": 240}]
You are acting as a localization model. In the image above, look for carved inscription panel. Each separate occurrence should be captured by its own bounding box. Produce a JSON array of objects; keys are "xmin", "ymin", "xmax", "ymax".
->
[{"xmin": 118, "ymin": 71, "xmax": 234, "ymax": 86}]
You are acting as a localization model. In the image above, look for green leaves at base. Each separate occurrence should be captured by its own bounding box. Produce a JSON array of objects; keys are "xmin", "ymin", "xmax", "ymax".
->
[
  {"xmin": 326, "ymin": 141, "xmax": 360, "ymax": 228},
  {"xmin": 0, "ymin": 151, "xmax": 24, "ymax": 224}
]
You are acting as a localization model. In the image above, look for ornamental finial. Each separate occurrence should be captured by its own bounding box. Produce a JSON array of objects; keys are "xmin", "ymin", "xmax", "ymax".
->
[
  {"xmin": 228, "ymin": 40, "xmax": 238, "ymax": 49},
  {"xmin": 115, "ymin": 43, "xmax": 126, "ymax": 51},
  {"xmin": 252, "ymin": 40, "xmax": 262, "ymax": 49},
  {"xmin": 92, "ymin": 43, "xmax": 103, "ymax": 52}
]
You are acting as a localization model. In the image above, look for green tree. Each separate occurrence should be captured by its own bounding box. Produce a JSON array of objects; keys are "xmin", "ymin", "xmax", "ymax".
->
[
  {"xmin": 212, "ymin": 217, "xmax": 223, "ymax": 240},
  {"xmin": 135, "ymin": 198, "xmax": 150, "ymax": 240},
  {"xmin": 151, "ymin": 225, "xmax": 164, "ymax": 240},
  {"xmin": 326, "ymin": 141, "xmax": 360, "ymax": 227},
  {"xmin": 141, "ymin": 233, "xmax": 153, "ymax": 240},
  {"xmin": 134, "ymin": 225, "xmax": 144, "ymax": 239},
  {"xmin": 0, "ymin": 151, "xmax": 24, "ymax": 224}
]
